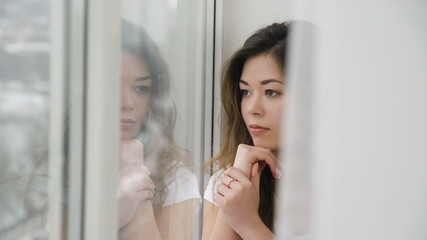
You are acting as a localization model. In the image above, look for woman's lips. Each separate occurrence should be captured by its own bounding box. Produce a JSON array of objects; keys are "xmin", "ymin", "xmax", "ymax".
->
[
  {"xmin": 121, "ymin": 119, "xmax": 135, "ymax": 129},
  {"xmin": 248, "ymin": 124, "xmax": 270, "ymax": 134}
]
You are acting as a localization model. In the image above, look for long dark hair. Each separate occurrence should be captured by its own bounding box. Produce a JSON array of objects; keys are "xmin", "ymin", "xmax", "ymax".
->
[{"xmin": 206, "ymin": 22, "xmax": 291, "ymax": 231}]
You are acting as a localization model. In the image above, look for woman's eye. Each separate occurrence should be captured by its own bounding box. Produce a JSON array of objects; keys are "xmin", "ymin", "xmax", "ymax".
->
[
  {"xmin": 241, "ymin": 89, "xmax": 250, "ymax": 97},
  {"xmin": 135, "ymin": 86, "xmax": 151, "ymax": 93},
  {"xmin": 265, "ymin": 89, "xmax": 280, "ymax": 97}
]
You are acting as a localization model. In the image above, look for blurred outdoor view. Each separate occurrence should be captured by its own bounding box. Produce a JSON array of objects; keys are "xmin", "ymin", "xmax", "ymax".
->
[{"xmin": 0, "ymin": 0, "xmax": 50, "ymax": 238}]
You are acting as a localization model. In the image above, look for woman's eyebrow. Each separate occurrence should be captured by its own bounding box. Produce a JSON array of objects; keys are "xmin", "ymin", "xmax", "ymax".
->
[
  {"xmin": 239, "ymin": 79, "xmax": 284, "ymax": 85},
  {"xmin": 239, "ymin": 79, "xmax": 249, "ymax": 85},
  {"xmin": 136, "ymin": 76, "xmax": 152, "ymax": 81},
  {"xmin": 260, "ymin": 79, "xmax": 284, "ymax": 85}
]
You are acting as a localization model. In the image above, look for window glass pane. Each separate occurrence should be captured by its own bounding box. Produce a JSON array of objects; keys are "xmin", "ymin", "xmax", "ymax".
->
[
  {"xmin": 0, "ymin": 0, "xmax": 51, "ymax": 238},
  {"xmin": 118, "ymin": 0, "xmax": 205, "ymax": 239}
]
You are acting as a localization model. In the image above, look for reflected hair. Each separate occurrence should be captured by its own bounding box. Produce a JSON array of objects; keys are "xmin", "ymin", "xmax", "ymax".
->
[
  {"xmin": 206, "ymin": 21, "xmax": 291, "ymax": 231},
  {"xmin": 121, "ymin": 20, "xmax": 185, "ymax": 209}
]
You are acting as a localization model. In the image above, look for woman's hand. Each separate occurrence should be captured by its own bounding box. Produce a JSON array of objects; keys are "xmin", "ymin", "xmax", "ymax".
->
[
  {"xmin": 233, "ymin": 144, "xmax": 281, "ymax": 179},
  {"xmin": 213, "ymin": 163, "xmax": 264, "ymax": 236},
  {"xmin": 118, "ymin": 140, "xmax": 155, "ymax": 228},
  {"xmin": 119, "ymin": 139, "xmax": 145, "ymax": 168}
]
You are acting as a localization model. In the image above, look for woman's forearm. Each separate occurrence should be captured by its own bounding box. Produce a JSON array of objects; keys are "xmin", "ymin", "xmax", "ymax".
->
[
  {"xmin": 119, "ymin": 200, "xmax": 161, "ymax": 240},
  {"xmin": 210, "ymin": 209, "xmax": 274, "ymax": 240},
  {"xmin": 209, "ymin": 210, "xmax": 241, "ymax": 240},
  {"xmin": 236, "ymin": 219, "xmax": 274, "ymax": 240}
]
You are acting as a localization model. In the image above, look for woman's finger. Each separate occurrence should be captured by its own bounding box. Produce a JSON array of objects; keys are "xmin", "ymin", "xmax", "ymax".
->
[
  {"xmin": 235, "ymin": 144, "xmax": 282, "ymax": 179},
  {"xmin": 224, "ymin": 167, "xmax": 250, "ymax": 184},
  {"xmin": 121, "ymin": 171, "xmax": 155, "ymax": 191},
  {"xmin": 213, "ymin": 193, "xmax": 225, "ymax": 207},
  {"xmin": 221, "ymin": 175, "xmax": 237, "ymax": 189},
  {"xmin": 119, "ymin": 163, "xmax": 150, "ymax": 178},
  {"xmin": 135, "ymin": 189, "xmax": 155, "ymax": 202},
  {"xmin": 216, "ymin": 182, "xmax": 231, "ymax": 196},
  {"xmin": 249, "ymin": 149, "xmax": 281, "ymax": 179},
  {"xmin": 124, "ymin": 170, "xmax": 152, "ymax": 182},
  {"xmin": 120, "ymin": 162, "xmax": 139, "ymax": 175},
  {"xmin": 250, "ymin": 163, "xmax": 262, "ymax": 193},
  {"xmin": 139, "ymin": 165, "xmax": 151, "ymax": 176},
  {"xmin": 136, "ymin": 184, "xmax": 155, "ymax": 194},
  {"xmin": 132, "ymin": 178, "xmax": 155, "ymax": 192}
]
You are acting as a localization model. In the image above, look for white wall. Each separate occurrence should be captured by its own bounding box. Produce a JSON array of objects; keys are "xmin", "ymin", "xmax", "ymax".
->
[
  {"xmin": 311, "ymin": 1, "xmax": 427, "ymax": 239},
  {"xmin": 221, "ymin": 0, "xmax": 293, "ymax": 61},
  {"xmin": 278, "ymin": 0, "xmax": 427, "ymax": 239}
]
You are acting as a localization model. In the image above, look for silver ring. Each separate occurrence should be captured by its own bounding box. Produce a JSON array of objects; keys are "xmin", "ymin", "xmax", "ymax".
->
[{"xmin": 227, "ymin": 178, "xmax": 235, "ymax": 188}]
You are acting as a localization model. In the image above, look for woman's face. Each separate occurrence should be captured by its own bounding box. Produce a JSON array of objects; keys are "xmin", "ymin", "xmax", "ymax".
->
[
  {"xmin": 120, "ymin": 52, "xmax": 152, "ymax": 140},
  {"xmin": 239, "ymin": 53, "xmax": 285, "ymax": 150}
]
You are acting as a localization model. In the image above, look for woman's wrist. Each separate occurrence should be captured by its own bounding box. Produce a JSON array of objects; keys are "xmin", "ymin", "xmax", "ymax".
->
[
  {"xmin": 137, "ymin": 200, "xmax": 154, "ymax": 216},
  {"xmin": 236, "ymin": 216, "xmax": 273, "ymax": 240},
  {"xmin": 232, "ymin": 161, "xmax": 251, "ymax": 178}
]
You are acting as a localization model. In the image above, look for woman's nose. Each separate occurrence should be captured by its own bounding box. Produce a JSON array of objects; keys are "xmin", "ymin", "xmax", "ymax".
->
[
  {"xmin": 121, "ymin": 88, "xmax": 133, "ymax": 110},
  {"xmin": 246, "ymin": 95, "xmax": 264, "ymax": 116}
]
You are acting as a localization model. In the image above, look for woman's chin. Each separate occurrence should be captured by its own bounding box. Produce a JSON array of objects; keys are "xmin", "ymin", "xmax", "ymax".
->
[
  {"xmin": 120, "ymin": 132, "xmax": 135, "ymax": 141},
  {"xmin": 253, "ymin": 142, "xmax": 280, "ymax": 152}
]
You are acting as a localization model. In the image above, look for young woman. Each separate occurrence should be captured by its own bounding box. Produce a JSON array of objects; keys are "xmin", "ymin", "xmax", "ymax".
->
[
  {"xmin": 118, "ymin": 20, "xmax": 201, "ymax": 239},
  {"xmin": 202, "ymin": 22, "xmax": 290, "ymax": 239}
]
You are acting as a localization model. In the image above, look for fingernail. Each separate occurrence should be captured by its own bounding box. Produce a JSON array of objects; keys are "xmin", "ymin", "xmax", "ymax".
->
[{"xmin": 276, "ymin": 168, "xmax": 282, "ymax": 179}]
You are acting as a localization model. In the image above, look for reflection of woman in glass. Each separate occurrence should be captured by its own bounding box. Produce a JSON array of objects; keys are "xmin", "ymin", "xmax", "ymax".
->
[
  {"xmin": 202, "ymin": 22, "xmax": 289, "ymax": 239},
  {"xmin": 118, "ymin": 20, "xmax": 201, "ymax": 239}
]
